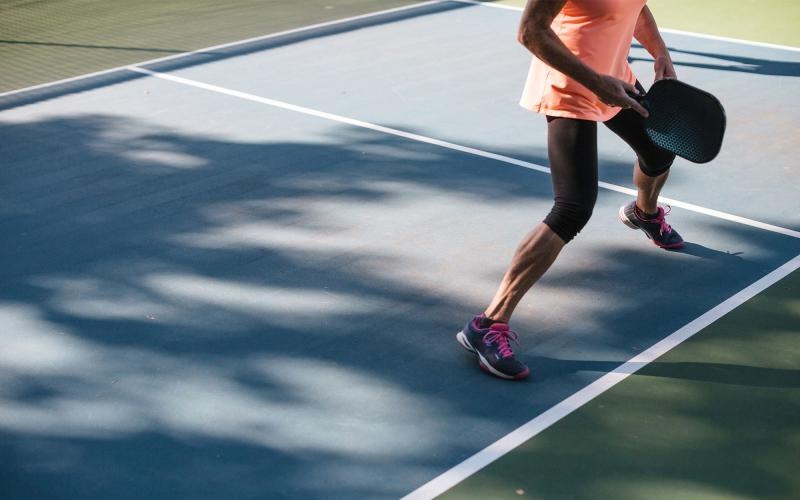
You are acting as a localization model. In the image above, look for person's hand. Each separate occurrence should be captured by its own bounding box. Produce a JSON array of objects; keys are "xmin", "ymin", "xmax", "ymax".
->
[
  {"xmin": 654, "ymin": 54, "xmax": 677, "ymax": 81},
  {"xmin": 593, "ymin": 75, "xmax": 649, "ymax": 117}
]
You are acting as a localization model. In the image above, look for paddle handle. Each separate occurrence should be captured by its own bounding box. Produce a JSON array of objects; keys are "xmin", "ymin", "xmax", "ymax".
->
[{"xmin": 627, "ymin": 82, "xmax": 649, "ymax": 110}]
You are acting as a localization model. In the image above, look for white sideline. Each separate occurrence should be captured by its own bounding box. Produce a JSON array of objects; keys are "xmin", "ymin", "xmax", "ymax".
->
[
  {"xmin": 6, "ymin": 4, "xmax": 799, "ymax": 496},
  {"xmin": 112, "ymin": 4, "xmax": 797, "ymax": 499},
  {"xmin": 401, "ymin": 252, "xmax": 800, "ymax": 499},
  {"xmin": 450, "ymin": 0, "xmax": 800, "ymax": 52},
  {"xmin": 659, "ymin": 28, "xmax": 800, "ymax": 53},
  {"xmin": 447, "ymin": 0, "xmax": 523, "ymax": 11},
  {"xmin": 4, "ymin": 0, "xmax": 798, "ymax": 102},
  {"xmin": 128, "ymin": 66, "xmax": 800, "ymax": 240}
]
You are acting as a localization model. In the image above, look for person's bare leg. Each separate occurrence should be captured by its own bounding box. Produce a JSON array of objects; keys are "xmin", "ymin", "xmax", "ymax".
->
[
  {"xmin": 483, "ymin": 223, "xmax": 565, "ymax": 323},
  {"xmin": 634, "ymin": 160, "xmax": 669, "ymax": 214}
]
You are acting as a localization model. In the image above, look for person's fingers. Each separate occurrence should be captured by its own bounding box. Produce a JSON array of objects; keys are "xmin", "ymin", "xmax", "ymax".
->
[
  {"xmin": 620, "ymin": 81, "xmax": 644, "ymax": 103},
  {"xmin": 599, "ymin": 77, "xmax": 646, "ymax": 113},
  {"xmin": 623, "ymin": 95, "xmax": 648, "ymax": 117},
  {"xmin": 621, "ymin": 80, "xmax": 638, "ymax": 94},
  {"xmin": 632, "ymin": 101, "xmax": 649, "ymax": 117}
]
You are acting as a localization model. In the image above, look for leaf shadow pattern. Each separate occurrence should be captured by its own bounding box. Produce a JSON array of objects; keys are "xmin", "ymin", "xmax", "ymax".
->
[
  {"xmin": 630, "ymin": 44, "xmax": 800, "ymax": 78},
  {"xmin": 1, "ymin": 112, "xmax": 797, "ymax": 500}
]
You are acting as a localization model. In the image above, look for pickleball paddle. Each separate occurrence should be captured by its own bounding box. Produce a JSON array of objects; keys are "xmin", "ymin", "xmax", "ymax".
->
[{"xmin": 631, "ymin": 79, "xmax": 726, "ymax": 163}]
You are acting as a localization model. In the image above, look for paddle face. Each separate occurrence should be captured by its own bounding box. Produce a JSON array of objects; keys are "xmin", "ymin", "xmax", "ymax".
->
[{"xmin": 637, "ymin": 79, "xmax": 726, "ymax": 163}]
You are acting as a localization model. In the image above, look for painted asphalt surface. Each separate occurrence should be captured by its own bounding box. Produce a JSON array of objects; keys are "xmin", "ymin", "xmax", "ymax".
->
[
  {"xmin": 439, "ymin": 269, "xmax": 800, "ymax": 500},
  {"xmin": 1, "ymin": 2, "xmax": 798, "ymax": 499}
]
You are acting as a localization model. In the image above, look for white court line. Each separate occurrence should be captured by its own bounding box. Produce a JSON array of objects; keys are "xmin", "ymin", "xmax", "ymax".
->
[
  {"xmin": 3, "ymin": 0, "xmax": 798, "ymax": 103},
  {"xmin": 127, "ymin": 70, "xmax": 800, "ymax": 500},
  {"xmin": 126, "ymin": 71, "xmax": 800, "ymax": 500},
  {"xmin": 126, "ymin": 67, "xmax": 554, "ymax": 175},
  {"xmin": 0, "ymin": 0, "xmax": 441, "ymax": 99},
  {"xmin": 447, "ymin": 0, "xmax": 523, "ymax": 12},
  {"xmin": 129, "ymin": 66, "xmax": 800, "ymax": 240},
  {"xmin": 6, "ymin": 4, "xmax": 798, "ymax": 498},
  {"xmin": 657, "ymin": 28, "xmax": 800, "ymax": 53},
  {"xmin": 450, "ymin": 0, "xmax": 800, "ymax": 52},
  {"xmin": 402, "ymin": 252, "xmax": 800, "ymax": 499},
  {"xmin": 118, "ymin": 5, "xmax": 794, "ymax": 499}
]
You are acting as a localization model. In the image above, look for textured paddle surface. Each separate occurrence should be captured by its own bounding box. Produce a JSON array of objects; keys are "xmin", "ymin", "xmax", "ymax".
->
[{"xmin": 641, "ymin": 79, "xmax": 726, "ymax": 163}]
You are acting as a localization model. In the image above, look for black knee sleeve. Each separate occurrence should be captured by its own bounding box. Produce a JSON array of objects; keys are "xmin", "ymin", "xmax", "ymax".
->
[
  {"xmin": 546, "ymin": 116, "xmax": 599, "ymax": 243},
  {"xmin": 638, "ymin": 149, "xmax": 675, "ymax": 177},
  {"xmin": 544, "ymin": 200, "xmax": 594, "ymax": 243}
]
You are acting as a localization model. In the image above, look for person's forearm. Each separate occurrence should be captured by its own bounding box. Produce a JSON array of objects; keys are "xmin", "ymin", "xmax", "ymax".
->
[
  {"xmin": 634, "ymin": 6, "xmax": 669, "ymax": 59},
  {"xmin": 517, "ymin": 0, "xmax": 647, "ymax": 113}
]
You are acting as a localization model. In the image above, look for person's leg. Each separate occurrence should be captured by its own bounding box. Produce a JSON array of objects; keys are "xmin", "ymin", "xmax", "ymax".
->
[
  {"xmin": 457, "ymin": 116, "xmax": 599, "ymax": 379},
  {"xmin": 634, "ymin": 160, "xmax": 669, "ymax": 216},
  {"xmin": 604, "ymin": 107, "xmax": 683, "ymax": 248},
  {"xmin": 483, "ymin": 223, "xmax": 563, "ymax": 323},
  {"xmin": 604, "ymin": 106, "xmax": 675, "ymax": 207},
  {"xmin": 484, "ymin": 116, "xmax": 599, "ymax": 323}
]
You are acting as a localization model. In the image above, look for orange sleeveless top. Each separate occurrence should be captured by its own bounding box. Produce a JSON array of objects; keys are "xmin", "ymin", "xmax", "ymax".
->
[{"xmin": 520, "ymin": 0, "xmax": 646, "ymax": 122}]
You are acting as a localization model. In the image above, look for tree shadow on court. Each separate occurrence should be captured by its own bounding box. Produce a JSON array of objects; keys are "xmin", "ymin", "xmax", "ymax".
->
[
  {"xmin": 1, "ymin": 113, "xmax": 797, "ymax": 499},
  {"xmin": 0, "ymin": 111, "xmax": 554, "ymax": 499},
  {"xmin": 631, "ymin": 44, "xmax": 800, "ymax": 77}
]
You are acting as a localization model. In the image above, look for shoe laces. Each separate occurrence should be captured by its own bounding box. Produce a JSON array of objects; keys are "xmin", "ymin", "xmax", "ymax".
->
[
  {"xmin": 641, "ymin": 205, "xmax": 673, "ymax": 235},
  {"xmin": 483, "ymin": 326, "xmax": 520, "ymax": 359}
]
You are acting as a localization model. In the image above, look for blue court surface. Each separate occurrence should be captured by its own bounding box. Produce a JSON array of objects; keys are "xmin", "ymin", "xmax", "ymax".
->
[{"xmin": 1, "ymin": 2, "xmax": 799, "ymax": 499}]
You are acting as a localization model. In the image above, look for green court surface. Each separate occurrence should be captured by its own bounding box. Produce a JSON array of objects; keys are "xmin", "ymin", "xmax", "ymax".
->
[
  {"xmin": 3, "ymin": 0, "xmax": 798, "ymax": 94},
  {"xmin": 0, "ymin": 0, "xmax": 418, "ymax": 93},
  {"xmin": 494, "ymin": 0, "xmax": 800, "ymax": 48},
  {"xmin": 439, "ymin": 270, "xmax": 800, "ymax": 500}
]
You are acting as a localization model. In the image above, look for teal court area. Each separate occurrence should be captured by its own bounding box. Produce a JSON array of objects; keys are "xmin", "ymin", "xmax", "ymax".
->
[{"xmin": 1, "ymin": 2, "xmax": 798, "ymax": 499}]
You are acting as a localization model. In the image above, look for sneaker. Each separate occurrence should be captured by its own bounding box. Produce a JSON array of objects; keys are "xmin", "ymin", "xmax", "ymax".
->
[
  {"xmin": 618, "ymin": 201, "xmax": 684, "ymax": 249},
  {"xmin": 456, "ymin": 315, "xmax": 530, "ymax": 380}
]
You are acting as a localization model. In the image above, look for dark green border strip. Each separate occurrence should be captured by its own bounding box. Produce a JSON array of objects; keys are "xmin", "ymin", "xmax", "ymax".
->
[
  {"xmin": 0, "ymin": 0, "xmax": 420, "ymax": 93},
  {"xmin": 439, "ymin": 270, "xmax": 800, "ymax": 500}
]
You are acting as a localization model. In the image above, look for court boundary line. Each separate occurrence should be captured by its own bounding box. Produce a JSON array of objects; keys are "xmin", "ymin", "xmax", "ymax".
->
[
  {"xmin": 450, "ymin": 0, "xmax": 800, "ymax": 52},
  {"xmin": 4, "ymin": 3, "xmax": 797, "ymax": 498},
  {"xmin": 4, "ymin": 0, "xmax": 799, "ymax": 102},
  {"xmin": 448, "ymin": 0, "xmax": 523, "ymax": 11},
  {"xmin": 0, "ymin": 0, "xmax": 441, "ymax": 99},
  {"xmin": 402, "ymin": 253, "xmax": 800, "ymax": 499},
  {"xmin": 129, "ymin": 66, "xmax": 800, "ymax": 240},
  {"xmin": 659, "ymin": 28, "xmax": 800, "ymax": 53},
  {"xmin": 118, "ymin": 4, "xmax": 799, "ymax": 498},
  {"xmin": 128, "ymin": 67, "xmax": 800, "ymax": 499}
]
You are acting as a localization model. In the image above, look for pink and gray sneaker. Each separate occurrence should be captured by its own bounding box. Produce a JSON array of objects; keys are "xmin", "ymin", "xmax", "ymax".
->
[
  {"xmin": 618, "ymin": 201, "xmax": 684, "ymax": 249},
  {"xmin": 456, "ymin": 315, "xmax": 530, "ymax": 380}
]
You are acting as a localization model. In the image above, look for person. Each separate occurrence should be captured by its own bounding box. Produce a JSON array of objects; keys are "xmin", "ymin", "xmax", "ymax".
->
[{"xmin": 456, "ymin": 0, "xmax": 684, "ymax": 380}]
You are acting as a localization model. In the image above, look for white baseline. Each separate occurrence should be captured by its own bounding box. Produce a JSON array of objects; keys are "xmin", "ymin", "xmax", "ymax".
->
[
  {"xmin": 4, "ymin": 0, "xmax": 798, "ymax": 102},
  {"xmin": 401, "ymin": 252, "xmax": 800, "ymax": 499},
  {"xmin": 129, "ymin": 67, "xmax": 800, "ymax": 240},
  {"xmin": 450, "ymin": 0, "xmax": 800, "ymax": 52}
]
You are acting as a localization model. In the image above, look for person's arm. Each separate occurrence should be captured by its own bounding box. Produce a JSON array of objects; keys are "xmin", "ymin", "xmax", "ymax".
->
[
  {"xmin": 517, "ymin": 0, "xmax": 648, "ymax": 116},
  {"xmin": 633, "ymin": 6, "xmax": 676, "ymax": 81}
]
